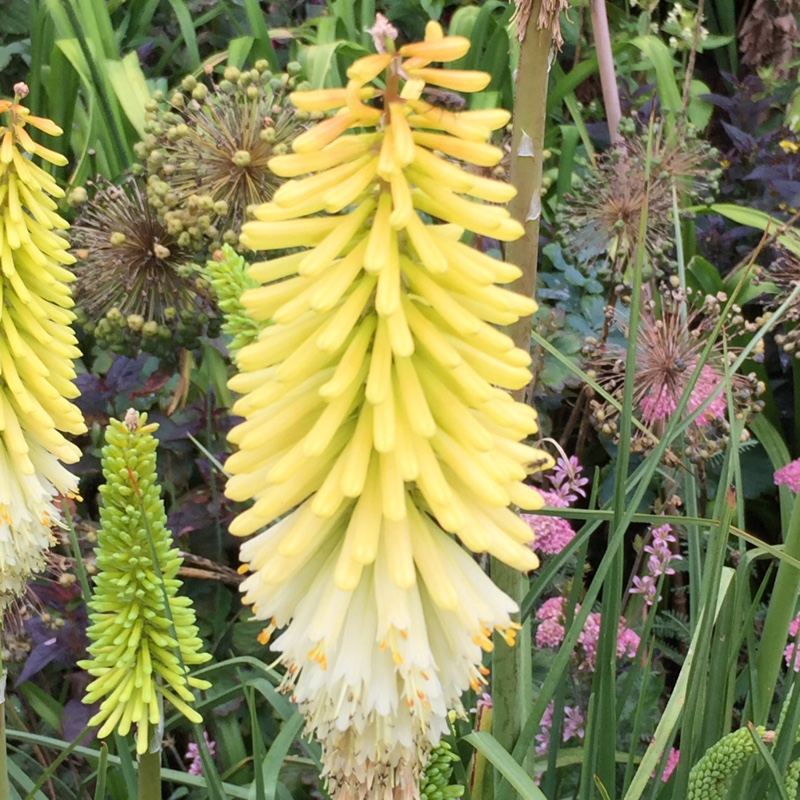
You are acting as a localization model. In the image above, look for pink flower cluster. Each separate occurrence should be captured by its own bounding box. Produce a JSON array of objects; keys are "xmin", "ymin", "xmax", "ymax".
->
[
  {"xmin": 784, "ymin": 613, "xmax": 800, "ymax": 671},
  {"xmin": 654, "ymin": 747, "xmax": 680, "ymax": 782},
  {"xmin": 640, "ymin": 363, "xmax": 726, "ymax": 426},
  {"xmin": 535, "ymin": 597, "xmax": 640, "ymax": 670},
  {"xmin": 630, "ymin": 523, "xmax": 681, "ymax": 607},
  {"xmin": 523, "ymin": 455, "xmax": 589, "ymax": 555},
  {"xmin": 535, "ymin": 701, "xmax": 586, "ymax": 756},
  {"xmin": 775, "ymin": 458, "xmax": 800, "ymax": 493},
  {"xmin": 185, "ymin": 731, "xmax": 216, "ymax": 776}
]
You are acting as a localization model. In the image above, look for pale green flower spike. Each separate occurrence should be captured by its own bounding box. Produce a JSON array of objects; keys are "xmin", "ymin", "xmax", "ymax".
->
[
  {"xmin": 686, "ymin": 726, "xmax": 773, "ymax": 800},
  {"xmin": 202, "ymin": 244, "xmax": 262, "ymax": 354},
  {"xmin": 79, "ymin": 409, "xmax": 211, "ymax": 755},
  {"xmin": 420, "ymin": 740, "xmax": 464, "ymax": 800}
]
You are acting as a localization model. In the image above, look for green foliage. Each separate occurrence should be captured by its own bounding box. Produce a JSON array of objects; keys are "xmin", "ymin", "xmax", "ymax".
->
[{"xmin": 6, "ymin": 2, "xmax": 800, "ymax": 800}]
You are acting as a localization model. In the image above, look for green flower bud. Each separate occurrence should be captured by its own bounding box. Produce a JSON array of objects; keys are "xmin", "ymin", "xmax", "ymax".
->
[
  {"xmin": 78, "ymin": 412, "xmax": 211, "ymax": 755},
  {"xmin": 201, "ymin": 244, "xmax": 262, "ymax": 353},
  {"xmin": 687, "ymin": 726, "xmax": 772, "ymax": 800}
]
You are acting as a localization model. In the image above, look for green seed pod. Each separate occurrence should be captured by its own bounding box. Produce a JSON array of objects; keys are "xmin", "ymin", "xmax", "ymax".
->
[
  {"xmin": 78, "ymin": 411, "xmax": 211, "ymax": 755},
  {"xmin": 687, "ymin": 726, "xmax": 772, "ymax": 800}
]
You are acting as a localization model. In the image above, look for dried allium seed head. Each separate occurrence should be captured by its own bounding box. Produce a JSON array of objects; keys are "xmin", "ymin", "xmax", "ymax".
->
[
  {"xmin": 587, "ymin": 287, "xmax": 764, "ymax": 461},
  {"xmin": 71, "ymin": 176, "xmax": 219, "ymax": 358},
  {"xmin": 562, "ymin": 125, "xmax": 715, "ymax": 274},
  {"xmin": 139, "ymin": 62, "xmax": 305, "ymax": 251}
]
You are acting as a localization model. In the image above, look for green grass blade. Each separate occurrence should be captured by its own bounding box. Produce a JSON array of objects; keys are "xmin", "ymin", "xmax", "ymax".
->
[
  {"xmin": 165, "ymin": 0, "xmax": 201, "ymax": 70},
  {"xmin": 465, "ymin": 732, "xmax": 549, "ymax": 800},
  {"xmin": 244, "ymin": 0, "xmax": 279, "ymax": 71},
  {"xmin": 260, "ymin": 712, "xmax": 304, "ymax": 800},
  {"xmin": 105, "ymin": 52, "xmax": 149, "ymax": 138},
  {"xmin": 630, "ymin": 35, "xmax": 682, "ymax": 117},
  {"xmin": 747, "ymin": 724, "xmax": 790, "ymax": 800},
  {"xmin": 622, "ymin": 567, "xmax": 735, "ymax": 800},
  {"xmin": 753, "ymin": 492, "xmax": 800, "ymax": 723},
  {"xmin": 93, "ymin": 744, "xmax": 109, "ymax": 800}
]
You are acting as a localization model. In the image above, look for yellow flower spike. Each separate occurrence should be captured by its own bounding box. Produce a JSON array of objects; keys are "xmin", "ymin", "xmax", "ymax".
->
[
  {"xmin": 226, "ymin": 28, "xmax": 556, "ymax": 800},
  {"xmin": 79, "ymin": 412, "xmax": 211, "ymax": 754},
  {"xmin": 0, "ymin": 89, "xmax": 88, "ymax": 609}
]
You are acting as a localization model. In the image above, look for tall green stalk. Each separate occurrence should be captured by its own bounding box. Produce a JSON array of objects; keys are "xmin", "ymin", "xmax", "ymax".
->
[
  {"xmin": 492, "ymin": 0, "xmax": 553, "ymax": 784},
  {"xmin": 138, "ymin": 749, "xmax": 161, "ymax": 800},
  {"xmin": 753, "ymin": 492, "xmax": 800, "ymax": 723},
  {"xmin": 0, "ymin": 666, "xmax": 8, "ymax": 800}
]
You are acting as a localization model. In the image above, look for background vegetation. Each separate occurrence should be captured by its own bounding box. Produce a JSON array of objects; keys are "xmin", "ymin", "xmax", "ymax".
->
[{"xmin": 1, "ymin": 0, "xmax": 799, "ymax": 798}]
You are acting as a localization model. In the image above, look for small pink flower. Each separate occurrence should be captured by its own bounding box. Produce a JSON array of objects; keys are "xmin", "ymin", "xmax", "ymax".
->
[
  {"xmin": 536, "ymin": 597, "xmax": 568, "ymax": 621},
  {"xmin": 630, "ymin": 574, "xmax": 660, "ymax": 606},
  {"xmin": 775, "ymin": 459, "xmax": 800, "ymax": 492},
  {"xmin": 535, "ymin": 598, "xmax": 567, "ymax": 648},
  {"xmin": 785, "ymin": 642, "xmax": 800, "ymax": 672},
  {"xmin": 617, "ymin": 624, "xmax": 641, "ymax": 659},
  {"xmin": 657, "ymin": 748, "xmax": 680, "ymax": 782},
  {"xmin": 535, "ymin": 617, "xmax": 566, "ymax": 648},
  {"xmin": 640, "ymin": 364, "xmax": 726, "ymax": 425},
  {"xmin": 534, "ymin": 702, "xmax": 585, "ymax": 756},
  {"xmin": 185, "ymin": 731, "xmax": 216, "ymax": 776},
  {"xmin": 790, "ymin": 613, "xmax": 800, "ymax": 639},
  {"xmin": 549, "ymin": 455, "xmax": 589, "ymax": 504},
  {"xmin": 523, "ymin": 512, "xmax": 576, "ymax": 554}
]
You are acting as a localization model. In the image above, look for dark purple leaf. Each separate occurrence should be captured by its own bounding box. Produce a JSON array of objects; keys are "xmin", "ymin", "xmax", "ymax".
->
[
  {"xmin": 744, "ymin": 165, "xmax": 786, "ymax": 181},
  {"xmin": 16, "ymin": 616, "xmax": 89, "ymax": 685},
  {"xmin": 700, "ymin": 92, "xmax": 735, "ymax": 111},
  {"xmin": 772, "ymin": 180, "xmax": 800, "ymax": 204},
  {"xmin": 62, "ymin": 698, "xmax": 97, "ymax": 745},
  {"xmin": 73, "ymin": 373, "xmax": 112, "ymax": 414},
  {"xmin": 721, "ymin": 121, "xmax": 757, "ymax": 152},
  {"xmin": 104, "ymin": 354, "xmax": 148, "ymax": 393}
]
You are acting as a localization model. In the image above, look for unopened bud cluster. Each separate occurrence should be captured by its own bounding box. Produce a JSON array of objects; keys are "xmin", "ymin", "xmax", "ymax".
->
[
  {"xmin": 79, "ymin": 412, "xmax": 210, "ymax": 754},
  {"xmin": 202, "ymin": 245, "xmax": 263, "ymax": 354},
  {"xmin": 686, "ymin": 726, "xmax": 773, "ymax": 800},
  {"xmin": 419, "ymin": 741, "xmax": 464, "ymax": 800}
]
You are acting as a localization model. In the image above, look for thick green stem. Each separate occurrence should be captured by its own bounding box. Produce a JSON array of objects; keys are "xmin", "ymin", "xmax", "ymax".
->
[
  {"xmin": 138, "ymin": 749, "xmax": 161, "ymax": 800},
  {"xmin": 0, "ymin": 669, "xmax": 8, "ymax": 800},
  {"xmin": 506, "ymin": 0, "xmax": 553, "ymax": 298},
  {"xmin": 754, "ymin": 492, "xmax": 800, "ymax": 723},
  {"xmin": 492, "ymin": 0, "xmax": 553, "ymax": 786}
]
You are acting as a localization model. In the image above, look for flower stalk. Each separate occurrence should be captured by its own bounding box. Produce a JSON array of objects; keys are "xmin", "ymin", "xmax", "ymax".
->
[
  {"xmin": 494, "ymin": 0, "xmax": 554, "ymax": 779},
  {"xmin": 753, "ymin": 486, "xmax": 800, "ymax": 722},
  {"xmin": 226, "ymin": 22, "xmax": 554, "ymax": 798},
  {"xmin": 137, "ymin": 750, "xmax": 161, "ymax": 799}
]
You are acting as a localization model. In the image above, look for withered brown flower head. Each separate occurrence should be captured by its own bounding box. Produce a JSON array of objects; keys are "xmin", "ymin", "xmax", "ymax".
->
[
  {"xmin": 71, "ymin": 177, "xmax": 217, "ymax": 359},
  {"xmin": 72, "ymin": 176, "xmax": 196, "ymax": 323},
  {"xmin": 767, "ymin": 249, "xmax": 800, "ymax": 357},
  {"xmin": 561, "ymin": 125, "xmax": 717, "ymax": 274},
  {"xmin": 138, "ymin": 62, "xmax": 304, "ymax": 251},
  {"xmin": 585, "ymin": 286, "xmax": 764, "ymax": 462}
]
